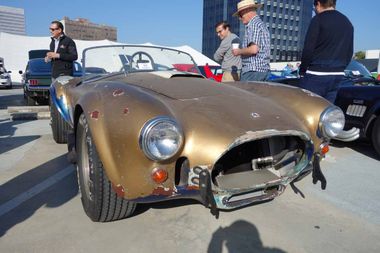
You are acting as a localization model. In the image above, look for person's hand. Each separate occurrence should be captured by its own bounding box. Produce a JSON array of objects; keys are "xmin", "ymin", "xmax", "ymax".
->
[
  {"xmin": 232, "ymin": 48, "xmax": 240, "ymax": 56},
  {"xmin": 46, "ymin": 52, "xmax": 60, "ymax": 59},
  {"xmin": 44, "ymin": 56, "xmax": 51, "ymax": 63}
]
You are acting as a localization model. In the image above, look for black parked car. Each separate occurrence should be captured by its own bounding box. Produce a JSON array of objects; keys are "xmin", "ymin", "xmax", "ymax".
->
[
  {"xmin": 272, "ymin": 60, "xmax": 380, "ymax": 156},
  {"xmin": 19, "ymin": 58, "xmax": 82, "ymax": 105}
]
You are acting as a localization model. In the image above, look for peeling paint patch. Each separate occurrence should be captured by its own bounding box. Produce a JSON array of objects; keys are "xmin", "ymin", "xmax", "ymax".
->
[
  {"xmin": 113, "ymin": 89, "xmax": 125, "ymax": 97},
  {"xmin": 112, "ymin": 184, "xmax": 125, "ymax": 198},
  {"xmin": 186, "ymin": 185, "xmax": 199, "ymax": 190},
  {"xmin": 251, "ymin": 112, "xmax": 261, "ymax": 118},
  {"xmin": 152, "ymin": 187, "xmax": 175, "ymax": 196},
  {"xmin": 301, "ymin": 89, "xmax": 321, "ymax": 98},
  {"xmin": 90, "ymin": 110, "xmax": 100, "ymax": 120}
]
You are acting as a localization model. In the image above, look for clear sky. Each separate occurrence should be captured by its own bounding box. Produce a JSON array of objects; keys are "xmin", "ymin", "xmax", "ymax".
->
[{"xmin": 1, "ymin": 0, "xmax": 379, "ymax": 53}]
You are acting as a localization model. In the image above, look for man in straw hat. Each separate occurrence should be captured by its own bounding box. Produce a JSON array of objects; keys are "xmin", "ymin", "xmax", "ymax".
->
[{"xmin": 232, "ymin": 0, "xmax": 270, "ymax": 81}]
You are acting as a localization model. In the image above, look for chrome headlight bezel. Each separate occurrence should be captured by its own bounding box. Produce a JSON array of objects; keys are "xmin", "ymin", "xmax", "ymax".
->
[
  {"xmin": 318, "ymin": 106, "xmax": 345, "ymax": 138},
  {"xmin": 139, "ymin": 116, "xmax": 184, "ymax": 161}
]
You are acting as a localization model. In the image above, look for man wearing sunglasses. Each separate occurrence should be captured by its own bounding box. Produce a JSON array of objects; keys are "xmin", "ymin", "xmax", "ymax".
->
[
  {"xmin": 298, "ymin": 0, "xmax": 353, "ymax": 103},
  {"xmin": 45, "ymin": 20, "xmax": 78, "ymax": 80},
  {"xmin": 232, "ymin": 0, "xmax": 270, "ymax": 82},
  {"xmin": 213, "ymin": 21, "xmax": 242, "ymax": 82}
]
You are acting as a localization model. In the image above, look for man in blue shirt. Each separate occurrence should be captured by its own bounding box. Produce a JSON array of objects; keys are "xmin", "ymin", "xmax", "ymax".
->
[
  {"xmin": 299, "ymin": 0, "xmax": 353, "ymax": 103},
  {"xmin": 232, "ymin": 0, "xmax": 270, "ymax": 82}
]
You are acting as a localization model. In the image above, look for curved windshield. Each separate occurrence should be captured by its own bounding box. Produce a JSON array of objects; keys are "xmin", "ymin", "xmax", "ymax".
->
[
  {"xmin": 345, "ymin": 60, "xmax": 372, "ymax": 78},
  {"xmin": 82, "ymin": 45, "xmax": 200, "ymax": 76}
]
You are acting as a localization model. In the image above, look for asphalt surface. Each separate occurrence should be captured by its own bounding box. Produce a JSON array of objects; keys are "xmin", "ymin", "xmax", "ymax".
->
[{"xmin": 0, "ymin": 86, "xmax": 380, "ymax": 253}]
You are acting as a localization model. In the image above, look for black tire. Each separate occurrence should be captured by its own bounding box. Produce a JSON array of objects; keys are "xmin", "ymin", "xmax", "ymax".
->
[
  {"xmin": 50, "ymin": 98, "xmax": 70, "ymax": 143},
  {"xmin": 371, "ymin": 117, "xmax": 380, "ymax": 156},
  {"xmin": 76, "ymin": 114, "xmax": 136, "ymax": 222}
]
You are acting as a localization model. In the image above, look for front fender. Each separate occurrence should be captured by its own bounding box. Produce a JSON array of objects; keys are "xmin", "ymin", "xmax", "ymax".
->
[
  {"xmin": 50, "ymin": 76, "xmax": 78, "ymax": 127},
  {"xmin": 75, "ymin": 82, "xmax": 179, "ymax": 199}
]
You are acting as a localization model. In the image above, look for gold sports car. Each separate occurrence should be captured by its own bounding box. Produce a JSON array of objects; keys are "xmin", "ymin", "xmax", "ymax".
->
[{"xmin": 50, "ymin": 45, "xmax": 346, "ymax": 222}]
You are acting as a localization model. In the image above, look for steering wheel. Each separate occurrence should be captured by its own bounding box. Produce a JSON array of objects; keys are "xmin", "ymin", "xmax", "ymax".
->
[{"xmin": 130, "ymin": 51, "xmax": 155, "ymax": 71}]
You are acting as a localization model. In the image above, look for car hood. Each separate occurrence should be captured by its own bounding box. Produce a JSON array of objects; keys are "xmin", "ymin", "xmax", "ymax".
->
[{"xmin": 107, "ymin": 72, "xmax": 307, "ymax": 133}]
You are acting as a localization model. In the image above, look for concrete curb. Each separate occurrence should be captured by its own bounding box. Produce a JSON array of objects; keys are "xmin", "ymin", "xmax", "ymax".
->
[
  {"xmin": 8, "ymin": 106, "xmax": 50, "ymax": 120},
  {"xmin": 8, "ymin": 106, "xmax": 49, "ymax": 113},
  {"xmin": 11, "ymin": 111, "xmax": 50, "ymax": 120}
]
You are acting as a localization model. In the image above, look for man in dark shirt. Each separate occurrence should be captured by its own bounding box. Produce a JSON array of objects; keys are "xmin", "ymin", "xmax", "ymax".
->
[
  {"xmin": 299, "ymin": 0, "xmax": 353, "ymax": 103},
  {"xmin": 45, "ymin": 21, "xmax": 78, "ymax": 80}
]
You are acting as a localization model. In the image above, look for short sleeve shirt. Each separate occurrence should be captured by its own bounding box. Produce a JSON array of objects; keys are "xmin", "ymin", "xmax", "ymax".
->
[{"xmin": 242, "ymin": 15, "xmax": 271, "ymax": 72}]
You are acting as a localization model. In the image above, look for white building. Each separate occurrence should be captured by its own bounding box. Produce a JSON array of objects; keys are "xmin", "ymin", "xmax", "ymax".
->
[
  {"xmin": 0, "ymin": 5, "xmax": 26, "ymax": 35},
  {"xmin": 365, "ymin": 50, "xmax": 380, "ymax": 59}
]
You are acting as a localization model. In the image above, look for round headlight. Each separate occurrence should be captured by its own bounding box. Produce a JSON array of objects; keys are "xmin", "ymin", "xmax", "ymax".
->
[
  {"xmin": 139, "ymin": 117, "xmax": 183, "ymax": 161},
  {"xmin": 319, "ymin": 106, "xmax": 345, "ymax": 138}
]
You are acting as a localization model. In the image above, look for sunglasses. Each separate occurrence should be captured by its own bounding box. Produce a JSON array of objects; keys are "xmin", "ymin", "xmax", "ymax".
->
[{"xmin": 49, "ymin": 28, "xmax": 60, "ymax": 31}]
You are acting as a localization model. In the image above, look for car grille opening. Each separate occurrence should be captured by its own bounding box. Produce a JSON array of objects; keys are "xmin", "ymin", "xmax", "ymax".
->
[{"xmin": 212, "ymin": 135, "xmax": 306, "ymax": 190}]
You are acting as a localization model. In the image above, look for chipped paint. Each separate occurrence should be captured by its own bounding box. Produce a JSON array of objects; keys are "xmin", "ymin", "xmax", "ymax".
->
[
  {"xmin": 113, "ymin": 89, "xmax": 125, "ymax": 97},
  {"xmin": 56, "ymin": 76, "xmax": 74, "ymax": 85},
  {"xmin": 90, "ymin": 110, "xmax": 100, "ymax": 120},
  {"xmin": 301, "ymin": 89, "xmax": 321, "ymax": 98},
  {"xmin": 251, "ymin": 112, "xmax": 261, "ymax": 118},
  {"xmin": 152, "ymin": 187, "xmax": 175, "ymax": 196},
  {"xmin": 123, "ymin": 107, "xmax": 130, "ymax": 115},
  {"xmin": 228, "ymin": 130, "xmax": 311, "ymax": 150},
  {"xmin": 112, "ymin": 184, "xmax": 125, "ymax": 198}
]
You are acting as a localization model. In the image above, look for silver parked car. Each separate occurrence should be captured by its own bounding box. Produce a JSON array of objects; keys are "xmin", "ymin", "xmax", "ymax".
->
[{"xmin": 0, "ymin": 67, "xmax": 12, "ymax": 89}]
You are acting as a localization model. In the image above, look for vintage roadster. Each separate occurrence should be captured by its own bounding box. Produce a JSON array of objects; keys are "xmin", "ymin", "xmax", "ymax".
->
[{"xmin": 50, "ymin": 45, "xmax": 345, "ymax": 222}]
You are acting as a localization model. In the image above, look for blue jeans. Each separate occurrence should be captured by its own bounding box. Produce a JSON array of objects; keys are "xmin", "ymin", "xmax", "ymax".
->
[
  {"xmin": 241, "ymin": 71, "xmax": 269, "ymax": 82},
  {"xmin": 299, "ymin": 74, "xmax": 348, "ymax": 103}
]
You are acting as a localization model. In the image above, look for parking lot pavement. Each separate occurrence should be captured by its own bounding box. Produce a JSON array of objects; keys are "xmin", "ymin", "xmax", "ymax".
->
[{"xmin": 0, "ymin": 87, "xmax": 380, "ymax": 253}]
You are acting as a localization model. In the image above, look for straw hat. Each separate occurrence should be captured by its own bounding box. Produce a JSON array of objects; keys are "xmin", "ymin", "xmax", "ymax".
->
[{"xmin": 232, "ymin": 0, "xmax": 263, "ymax": 17}]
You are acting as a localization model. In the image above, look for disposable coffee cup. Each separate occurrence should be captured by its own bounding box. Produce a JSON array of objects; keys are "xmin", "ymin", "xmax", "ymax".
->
[{"xmin": 232, "ymin": 43, "xmax": 239, "ymax": 49}]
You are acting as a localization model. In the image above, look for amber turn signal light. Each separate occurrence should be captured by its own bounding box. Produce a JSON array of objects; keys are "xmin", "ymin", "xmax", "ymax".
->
[
  {"xmin": 151, "ymin": 168, "xmax": 168, "ymax": 184},
  {"xmin": 320, "ymin": 143, "xmax": 329, "ymax": 155}
]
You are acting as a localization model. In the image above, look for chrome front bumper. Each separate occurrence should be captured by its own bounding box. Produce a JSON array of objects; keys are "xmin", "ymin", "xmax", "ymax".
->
[{"xmin": 333, "ymin": 127, "xmax": 360, "ymax": 142}]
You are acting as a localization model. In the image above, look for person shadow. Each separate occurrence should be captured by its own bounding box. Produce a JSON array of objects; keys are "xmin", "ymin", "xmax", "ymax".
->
[{"xmin": 208, "ymin": 220, "xmax": 286, "ymax": 253}]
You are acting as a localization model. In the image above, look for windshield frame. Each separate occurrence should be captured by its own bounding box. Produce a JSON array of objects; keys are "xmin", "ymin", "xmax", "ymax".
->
[
  {"xmin": 81, "ymin": 44, "xmax": 200, "ymax": 78},
  {"xmin": 345, "ymin": 60, "xmax": 373, "ymax": 78}
]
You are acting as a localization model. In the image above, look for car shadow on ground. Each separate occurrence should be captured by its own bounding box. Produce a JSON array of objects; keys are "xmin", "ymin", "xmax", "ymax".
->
[
  {"xmin": 0, "ymin": 154, "xmax": 78, "ymax": 237},
  {"xmin": 207, "ymin": 220, "xmax": 287, "ymax": 253},
  {"xmin": 133, "ymin": 194, "xmax": 273, "ymax": 219},
  {"xmin": 0, "ymin": 136, "xmax": 41, "ymax": 154},
  {"xmin": 0, "ymin": 93, "xmax": 25, "ymax": 109},
  {"xmin": 331, "ymin": 139, "xmax": 380, "ymax": 161},
  {"xmin": 0, "ymin": 119, "xmax": 41, "ymax": 154},
  {"xmin": 132, "ymin": 198, "xmax": 200, "ymax": 217}
]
